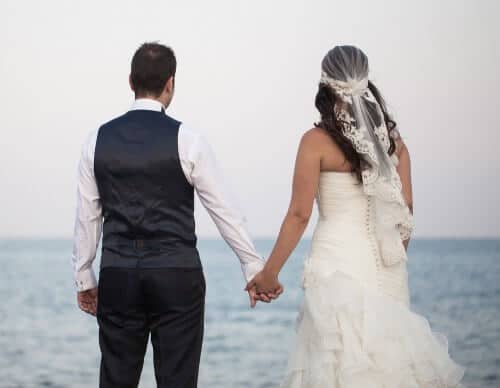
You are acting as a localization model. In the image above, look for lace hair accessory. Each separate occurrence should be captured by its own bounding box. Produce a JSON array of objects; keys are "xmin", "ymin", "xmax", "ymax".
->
[
  {"xmin": 320, "ymin": 72, "xmax": 369, "ymax": 98},
  {"xmin": 320, "ymin": 46, "xmax": 413, "ymax": 266}
]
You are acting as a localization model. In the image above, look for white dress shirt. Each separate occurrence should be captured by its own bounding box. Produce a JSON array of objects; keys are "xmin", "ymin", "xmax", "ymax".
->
[{"xmin": 71, "ymin": 98, "xmax": 264, "ymax": 291}]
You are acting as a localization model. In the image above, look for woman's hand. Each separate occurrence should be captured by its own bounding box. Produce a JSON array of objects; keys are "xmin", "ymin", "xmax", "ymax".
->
[{"xmin": 245, "ymin": 268, "xmax": 283, "ymax": 296}]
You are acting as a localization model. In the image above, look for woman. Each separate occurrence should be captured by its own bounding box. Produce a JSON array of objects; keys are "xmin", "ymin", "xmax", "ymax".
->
[{"xmin": 247, "ymin": 46, "xmax": 465, "ymax": 387}]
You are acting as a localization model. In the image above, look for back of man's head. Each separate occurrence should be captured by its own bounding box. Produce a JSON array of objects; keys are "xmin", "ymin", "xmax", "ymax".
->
[{"xmin": 130, "ymin": 42, "xmax": 176, "ymax": 98}]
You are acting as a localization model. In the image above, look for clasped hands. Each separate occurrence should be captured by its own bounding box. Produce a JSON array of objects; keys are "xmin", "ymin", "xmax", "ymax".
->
[{"xmin": 245, "ymin": 267, "xmax": 283, "ymax": 308}]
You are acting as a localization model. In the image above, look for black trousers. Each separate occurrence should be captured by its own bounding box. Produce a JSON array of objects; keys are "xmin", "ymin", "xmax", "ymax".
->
[{"xmin": 96, "ymin": 267, "xmax": 205, "ymax": 388}]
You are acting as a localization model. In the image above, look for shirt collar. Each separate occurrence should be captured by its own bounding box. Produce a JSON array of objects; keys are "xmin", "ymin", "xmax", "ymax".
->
[{"xmin": 129, "ymin": 98, "xmax": 165, "ymax": 112}]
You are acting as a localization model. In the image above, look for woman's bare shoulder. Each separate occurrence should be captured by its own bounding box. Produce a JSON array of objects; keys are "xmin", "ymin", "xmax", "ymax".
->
[
  {"xmin": 303, "ymin": 126, "xmax": 344, "ymax": 153},
  {"xmin": 301, "ymin": 126, "xmax": 324, "ymax": 138},
  {"xmin": 391, "ymin": 129, "xmax": 409, "ymax": 157},
  {"xmin": 299, "ymin": 127, "xmax": 347, "ymax": 171},
  {"xmin": 301, "ymin": 127, "xmax": 336, "ymax": 146},
  {"xmin": 394, "ymin": 137, "xmax": 409, "ymax": 158}
]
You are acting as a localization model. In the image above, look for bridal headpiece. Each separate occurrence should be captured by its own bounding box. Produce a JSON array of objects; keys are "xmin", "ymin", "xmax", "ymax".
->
[
  {"xmin": 320, "ymin": 45, "xmax": 413, "ymax": 267},
  {"xmin": 319, "ymin": 72, "xmax": 369, "ymax": 98}
]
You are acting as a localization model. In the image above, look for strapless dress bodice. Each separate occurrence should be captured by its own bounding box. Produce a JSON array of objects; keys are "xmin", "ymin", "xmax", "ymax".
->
[{"xmin": 306, "ymin": 172, "xmax": 410, "ymax": 305}]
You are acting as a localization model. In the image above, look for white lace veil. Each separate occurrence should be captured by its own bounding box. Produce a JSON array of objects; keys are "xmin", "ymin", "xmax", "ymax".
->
[{"xmin": 319, "ymin": 45, "xmax": 413, "ymax": 266}]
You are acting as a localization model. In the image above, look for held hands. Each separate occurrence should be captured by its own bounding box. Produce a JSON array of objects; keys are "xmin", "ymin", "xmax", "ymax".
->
[
  {"xmin": 77, "ymin": 287, "xmax": 98, "ymax": 316},
  {"xmin": 245, "ymin": 268, "xmax": 284, "ymax": 308}
]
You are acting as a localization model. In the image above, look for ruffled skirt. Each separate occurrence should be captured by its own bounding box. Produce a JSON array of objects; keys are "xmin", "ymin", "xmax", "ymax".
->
[{"xmin": 281, "ymin": 271, "xmax": 465, "ymax": 388}]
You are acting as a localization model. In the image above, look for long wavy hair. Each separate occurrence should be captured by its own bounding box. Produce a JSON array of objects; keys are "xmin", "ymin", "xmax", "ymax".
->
[{"xmin": 314, "ymin": 50, "xmax": 398, "ymax": 181}]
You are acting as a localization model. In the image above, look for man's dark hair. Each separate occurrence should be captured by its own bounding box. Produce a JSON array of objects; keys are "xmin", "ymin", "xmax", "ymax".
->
[{"xmin": 130, "ymin": 42, "xmax": 176, "ymax": 97}]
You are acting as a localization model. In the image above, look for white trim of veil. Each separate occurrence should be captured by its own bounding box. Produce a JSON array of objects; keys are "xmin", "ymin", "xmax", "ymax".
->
[{"xmin": 320, "ymin": 72, "xmax": 413, "ymax": 267}]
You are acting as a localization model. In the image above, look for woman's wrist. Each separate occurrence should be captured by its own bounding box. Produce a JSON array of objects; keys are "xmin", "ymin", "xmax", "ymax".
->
[{"xmin": 263, "ymin": 260, "xmax": 281, "ymax": 277}]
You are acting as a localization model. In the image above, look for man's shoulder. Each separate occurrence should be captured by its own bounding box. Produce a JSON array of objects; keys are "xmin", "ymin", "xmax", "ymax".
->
[
  {"xmin": 178, "ymin": 122, "xmax": 206, "ymax": 144},
  {"xmin": 83, "ymin": 113, "xmax": 130, "ymax": 153},
  {"xmin": 98, "ymin": 112, "xmax": 131, "ymax": 131},
  {"xmin": 163, "ymin": 113, "xmax": 182, "ymax": 127}
]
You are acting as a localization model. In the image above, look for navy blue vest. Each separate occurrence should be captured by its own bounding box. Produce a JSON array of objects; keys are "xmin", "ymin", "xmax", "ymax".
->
[{"xmin": 94, "ymin": 109, "xmax": 201, "ymax": 269}]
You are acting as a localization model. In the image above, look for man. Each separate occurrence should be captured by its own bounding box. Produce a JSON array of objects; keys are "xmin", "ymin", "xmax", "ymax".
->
[{"xmin": 71, "ymin": 42, "xmax": 282, "ymax": 388}]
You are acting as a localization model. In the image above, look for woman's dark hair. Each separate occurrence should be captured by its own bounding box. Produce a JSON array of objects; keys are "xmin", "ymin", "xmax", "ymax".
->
[
  {"xmin": 314, "ymin": 79, "xmax": 397, "ymax": 181},
  {"xmin": 130, "ymin": 42, "xmax": 176, "ymax": 97}
]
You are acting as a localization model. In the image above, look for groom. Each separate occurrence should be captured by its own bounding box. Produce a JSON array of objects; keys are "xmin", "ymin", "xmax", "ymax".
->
[{"xmin": 71, "ymin": 42, "xmax": 282, "ymax": 387}]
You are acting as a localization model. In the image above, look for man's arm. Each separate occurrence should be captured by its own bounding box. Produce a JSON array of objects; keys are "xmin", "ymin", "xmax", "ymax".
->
[
  {"xmin": 178, "ymin": 125, "xmax": 265, "ymax": 284},
  {"xmin": 71, "ymin": 129, "xmax": 103, "ymax": 314}
]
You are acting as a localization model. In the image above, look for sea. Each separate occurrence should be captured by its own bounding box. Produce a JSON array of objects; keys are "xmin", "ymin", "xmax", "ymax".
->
[{"xmin": 0, "ymin": 238, "xmax": 499, "ymax": 388}]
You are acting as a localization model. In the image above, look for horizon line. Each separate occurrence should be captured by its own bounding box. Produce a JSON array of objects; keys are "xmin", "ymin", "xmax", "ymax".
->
[{"xmin": 1, "ymin": 235, "xmax": 499, "ymax": 241}]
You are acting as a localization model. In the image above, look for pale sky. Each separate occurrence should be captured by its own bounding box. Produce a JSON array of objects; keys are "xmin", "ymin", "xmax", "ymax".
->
[{"xmin": 1, "ymin": 0, "xmax": 499, "ymax": 239}]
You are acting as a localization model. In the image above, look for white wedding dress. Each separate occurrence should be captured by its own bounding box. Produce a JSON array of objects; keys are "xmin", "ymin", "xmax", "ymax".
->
[{"xmin": 282, "ymin": 172, "xmax": 465, "ymax": 388}]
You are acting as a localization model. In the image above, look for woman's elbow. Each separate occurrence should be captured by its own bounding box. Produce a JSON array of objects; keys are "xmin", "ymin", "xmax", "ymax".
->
[{"xmin": 289, "ymin": 209, "xmax": 311, "ymax": 225}]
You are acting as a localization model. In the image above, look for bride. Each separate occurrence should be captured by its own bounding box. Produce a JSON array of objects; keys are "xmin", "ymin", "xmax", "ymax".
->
[{"xmin": 247, "ymin": 45, "xmax": 465, "ymax": 387}]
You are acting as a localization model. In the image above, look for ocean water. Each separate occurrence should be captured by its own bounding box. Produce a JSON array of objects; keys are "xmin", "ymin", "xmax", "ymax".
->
[{"xmin": 0, "ymin": 238, "xmax": 499, "ymax": 388}]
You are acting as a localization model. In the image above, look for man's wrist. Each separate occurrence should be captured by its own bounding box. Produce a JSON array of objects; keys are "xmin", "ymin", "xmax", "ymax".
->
[{"xmin": 75, "ymin": 268, "xmax": 97, "ymax": 292}]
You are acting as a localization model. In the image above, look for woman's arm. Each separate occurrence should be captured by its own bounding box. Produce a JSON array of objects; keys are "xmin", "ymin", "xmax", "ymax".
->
[
  {"xmin": 396, "ymin": 139, "xmax": 413, "ymax": 250},
  {"xmin": 246, "ymin": 130, "xmax": 322, "ymax": 293}
]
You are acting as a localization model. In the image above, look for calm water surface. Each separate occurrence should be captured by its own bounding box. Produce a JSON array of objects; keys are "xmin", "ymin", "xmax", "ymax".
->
[{"xmin": 0, "ymin": 239, "xmax": 499, "ymax": 388}]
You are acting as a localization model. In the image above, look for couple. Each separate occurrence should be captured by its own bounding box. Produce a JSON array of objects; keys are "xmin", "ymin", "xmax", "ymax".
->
[{"xmin": 71, "ymin": 42, "xmax": 464, "ymax": 387}]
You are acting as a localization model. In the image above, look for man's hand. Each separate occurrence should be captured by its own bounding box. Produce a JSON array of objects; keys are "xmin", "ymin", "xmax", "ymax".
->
[
  {"xmin": 247, "ymin": 286, "xmax": 260, "ymax": 308},
  {"xmin": 77, "ymin": 287, "xmax": 98, "ymax": 316},
  {"xmin": 247, "ymin": 285, "xmax": 284, "ymax": 308}
]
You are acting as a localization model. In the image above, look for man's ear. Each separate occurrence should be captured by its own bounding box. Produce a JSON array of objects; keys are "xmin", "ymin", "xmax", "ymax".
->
[
  {"xmin": 165, "ymin": 76, "xmax": 174, "ymax": 94},
  {"xmin": 129, "ymin": 74, "xmax": 135, "ymax": 93}
]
